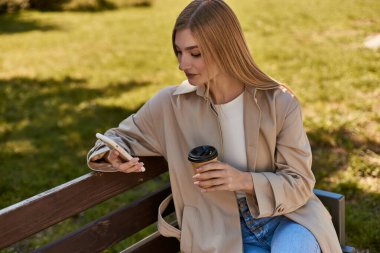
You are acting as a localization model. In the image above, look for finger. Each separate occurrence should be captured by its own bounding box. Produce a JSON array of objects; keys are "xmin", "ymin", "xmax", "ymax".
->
[
  {"xmin": 196, "ymin": 162, "xmax": 225, "ymax": 173},
  {"xmin": 128, "ymin": 163, "xmax": 145, "ymax": 173},
  {"xmin": 117, "ymin": 157, "xmax": 140, "ymax": 170},
  {"xmin": 107, "ymin": 149, "xmax": 120, "ymax": 161},
  {"xmin": 110, "ymin": 156, "xmax": 138, "ymax": 171},
  {"xmin": 107, "ymin": 150, "xmax": 124, "ymax": 168},
  {"xmin": 119, "ymin": 162, "xmax": 145, "ymax": 173},
  {"xmin": 117, "ymin": 157, "xmax": 139, "ymax": 170},
  {"xmin": 195, "ymin": 178, "xmax": 225, "ymax": 189},
  {"xmin": 109, "ymin": 156, "xmax": 123, "ymax": 169},
  {"xmin": 193, "ymin": 169, "xmax": 225, "ymax": 181}
]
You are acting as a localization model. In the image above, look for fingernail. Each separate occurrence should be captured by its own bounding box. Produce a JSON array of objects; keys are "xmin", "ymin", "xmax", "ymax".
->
[
  {"xmin": 140, "ymin": 167, "xmax": 146, "ymax": 172},
  {"xmin": 192, "ymin": 174, "xmax": 199, "ymax": 178},
  {"xmin": 194, "ymin": 181, "xmax": 199, "ymax": 185}
]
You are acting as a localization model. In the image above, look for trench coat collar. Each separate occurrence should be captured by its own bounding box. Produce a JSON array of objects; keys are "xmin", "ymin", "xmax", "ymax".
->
[
  {"xmin": 172, "ymin": 80, "xmax": 204, "ymax": 97},
  {"xmin": 173, "ymin": 80, "xmax": 259, "ymax": 98}
]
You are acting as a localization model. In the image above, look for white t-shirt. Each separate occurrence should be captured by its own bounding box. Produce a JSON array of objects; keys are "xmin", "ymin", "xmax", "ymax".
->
[{"xmin": 215, "ymin": 92, "xmax": 247, "ymax": 198}]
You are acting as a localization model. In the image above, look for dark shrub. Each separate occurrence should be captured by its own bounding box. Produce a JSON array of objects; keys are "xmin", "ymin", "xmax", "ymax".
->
[
  {"xmin": 61, "ymin": 0, "xmax": 115, "ymax": 12},
  {"xmin": 1, "ymin": 0, "xmax": 153, "ymax": 13},
  {"xmin": 124, "ymin": 0, "xmax": 153, "ymax": 7},
  {"xmin": 0, "ymin": 0, "xmax": 29, "ymax": 14},
  {"xmin": 28, "ymin": 0, "xmax": 70, "ymax": 11}
]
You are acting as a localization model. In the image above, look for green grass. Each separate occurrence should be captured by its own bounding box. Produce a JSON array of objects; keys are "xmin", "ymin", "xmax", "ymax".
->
[{"xmin": 0, "ymin": 0, "xmax": 379, "ymax": 252}]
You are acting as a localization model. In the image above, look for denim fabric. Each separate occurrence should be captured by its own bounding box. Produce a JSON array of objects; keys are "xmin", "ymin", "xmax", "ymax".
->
[{"xmin": 238, "ymin": 198, "xmax": 321, "ymax": 253}]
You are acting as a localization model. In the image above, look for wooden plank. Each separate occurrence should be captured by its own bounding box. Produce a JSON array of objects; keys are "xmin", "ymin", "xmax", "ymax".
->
[
  {"xmin": 34, "ymin": 184, "xmax": 174, "ymax": 253},
  {"xmin": 0, "ymin": 156, "xmax": 168, "ymax": 250},
  {"xmin": 121, "ymin": 230, "xmax": 179, "ymax": 253}
]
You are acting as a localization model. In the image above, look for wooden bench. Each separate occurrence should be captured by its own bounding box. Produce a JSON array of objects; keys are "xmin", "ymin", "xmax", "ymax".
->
[{"xmin": 0, "ymin": 156, "xmax": 356, "ymax": 253}]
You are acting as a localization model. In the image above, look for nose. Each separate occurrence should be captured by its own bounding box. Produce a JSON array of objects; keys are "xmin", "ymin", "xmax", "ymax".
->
[{"xmin": 178, "ymin": 54, "xmax": 191, "ymax": 71}]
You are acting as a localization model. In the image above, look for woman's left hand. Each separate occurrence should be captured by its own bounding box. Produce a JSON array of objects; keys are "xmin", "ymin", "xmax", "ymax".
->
[{"xmin": 193, "ymin": 161, "xmax": 253, "ymax": 193}]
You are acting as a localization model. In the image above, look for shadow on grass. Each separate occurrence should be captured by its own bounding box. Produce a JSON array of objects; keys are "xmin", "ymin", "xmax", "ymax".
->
[
  {"xmin": 0, "ymin": 14, "xmax": 60, "ymax": 34},
  {"xmin": 28, "ymin": 0, "xmax": 152, "ymax": 12},
  {"xmin": 0, "ymin": 76, "xmax": 149, "ymax": 207},
  {"xmin": 67, "ymin": 0, "xmax": 116, "ymax": 12},
  {"xmin": 307, "ymin": 125, "xmax": 380, "ymax": 183},
  {"xmin": 33, "ymin": 0, "xmax": 117, "ymax": 12},
  {"xmin": 308, "ymin": 126, "xmax": 380, "ymax": 252},
  {"xmin": 333, "ymin": 180, "xmax": 380, "ymax": 252}
]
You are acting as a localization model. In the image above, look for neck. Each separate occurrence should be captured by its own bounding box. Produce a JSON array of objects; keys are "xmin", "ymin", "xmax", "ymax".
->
[{"xmin": 209, "ymin": 75, "xmax": 245, "ymax": 105}]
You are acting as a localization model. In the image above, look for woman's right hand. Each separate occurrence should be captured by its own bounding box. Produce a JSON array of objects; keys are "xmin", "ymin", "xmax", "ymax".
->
[{"xmin": 105, "ymin": 149, "xmax": 145, "ymax": 173}]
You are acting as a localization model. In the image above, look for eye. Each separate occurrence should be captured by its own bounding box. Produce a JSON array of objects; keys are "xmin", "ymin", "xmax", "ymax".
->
[{"xmin": 191, "ymin": 53, "xmax": 201, "ymax": 58}]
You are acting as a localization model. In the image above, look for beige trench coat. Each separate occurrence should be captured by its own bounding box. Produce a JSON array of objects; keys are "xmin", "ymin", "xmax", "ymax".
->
[{"xmin": 88, "ymin": 80, "xmax": 342, "ymax": 253}]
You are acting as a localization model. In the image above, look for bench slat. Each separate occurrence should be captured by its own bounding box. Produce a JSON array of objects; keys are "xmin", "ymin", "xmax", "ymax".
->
[
  {"xmin": 34, "ymin": 184, "xmax": 174, "ymax": 253},
  {"xmin": 0, "ymin": 156, "xmax": 168, "ymax": 250}
]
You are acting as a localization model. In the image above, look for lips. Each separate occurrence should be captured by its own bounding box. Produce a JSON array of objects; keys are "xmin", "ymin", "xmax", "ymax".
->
[{"xmin": 185, "ymin": 73, "xmax": 197, "ymax": 79}]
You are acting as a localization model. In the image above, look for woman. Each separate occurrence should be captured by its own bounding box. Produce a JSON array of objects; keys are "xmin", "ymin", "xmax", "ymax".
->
[{"xmin": 87, "ymin": 0, "xmax": 342, "ymax": 252}]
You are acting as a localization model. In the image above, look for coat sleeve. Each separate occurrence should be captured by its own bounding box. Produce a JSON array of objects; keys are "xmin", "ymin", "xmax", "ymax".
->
[
  {"xmin": 87, "ymin": 92, "xmax": 166, "ymax": 172},
  {"xmin": 246, "ymin": 97, "xmax": 315, "ymax": 218}
]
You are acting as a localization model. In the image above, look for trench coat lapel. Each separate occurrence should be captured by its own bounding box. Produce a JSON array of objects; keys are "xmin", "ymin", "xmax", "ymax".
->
[{"xmin": 244, "ymin": 86, "xmax": 261, "ymax": 172}]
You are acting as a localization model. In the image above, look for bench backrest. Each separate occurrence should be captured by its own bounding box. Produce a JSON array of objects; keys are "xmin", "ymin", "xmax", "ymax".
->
[{"xmin": 0, "ymin": 156, "xmax": 170, "ymax": 252}]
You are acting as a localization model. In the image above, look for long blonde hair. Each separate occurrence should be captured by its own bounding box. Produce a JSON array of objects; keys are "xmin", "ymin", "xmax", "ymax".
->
[{"xmin": 172, "ymin": 0, "xmax": 285, "ymax": 91}]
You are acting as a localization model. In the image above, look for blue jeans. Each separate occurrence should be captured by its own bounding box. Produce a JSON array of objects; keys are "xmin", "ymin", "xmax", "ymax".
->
[{"xmin": 238, "ymin": 198, "xmax": 321, "ymax": 253}]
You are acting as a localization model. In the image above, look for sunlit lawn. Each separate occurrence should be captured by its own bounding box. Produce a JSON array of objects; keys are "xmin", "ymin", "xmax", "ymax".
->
[{"xmin": 0, "ymin": 0, "xmax": 379, "ymax": 252}]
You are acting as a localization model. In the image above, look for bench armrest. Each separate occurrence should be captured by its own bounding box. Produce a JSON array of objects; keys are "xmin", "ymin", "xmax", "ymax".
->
[
  {"xmin": 314, "ymin": 189, "xmax": 356, "ymax": 253},
  {"xmin": 314, "ymin": 189, "xmax": 345, "ymax": 245}
]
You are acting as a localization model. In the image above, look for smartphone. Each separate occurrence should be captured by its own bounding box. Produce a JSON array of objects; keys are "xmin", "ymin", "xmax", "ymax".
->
[
  {"xmin": 96, "ymin": 133, "xmax": 133, "ymax": 161},
  {"xmin": 96, "ymin": 133, "xmax": 145, "ymax": 172}
]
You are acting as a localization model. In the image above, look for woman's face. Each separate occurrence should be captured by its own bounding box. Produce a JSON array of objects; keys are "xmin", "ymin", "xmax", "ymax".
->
[{"xmin": 175, "ymin": 29, "xmax": 218, "ymax": 85}]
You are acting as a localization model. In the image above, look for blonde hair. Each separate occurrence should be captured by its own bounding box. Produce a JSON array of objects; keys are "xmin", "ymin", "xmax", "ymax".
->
[{"xmin": 172, "ymin": 0, "xmax": 285, "ymax": 91}]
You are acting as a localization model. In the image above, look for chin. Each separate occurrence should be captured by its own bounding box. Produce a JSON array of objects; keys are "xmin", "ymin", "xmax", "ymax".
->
[
  {"xmin": 187, "ymin": 78, "xmax": 206, "ymax": 86},
  {"xmin": 187, "ymin": 79, "xmax": 199, "ymax": 86}
]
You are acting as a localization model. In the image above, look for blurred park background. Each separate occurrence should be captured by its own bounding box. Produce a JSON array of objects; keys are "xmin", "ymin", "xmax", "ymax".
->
[{"xmin": 0, "ymin": 0, "xmax": 379, "ymax": 252}]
